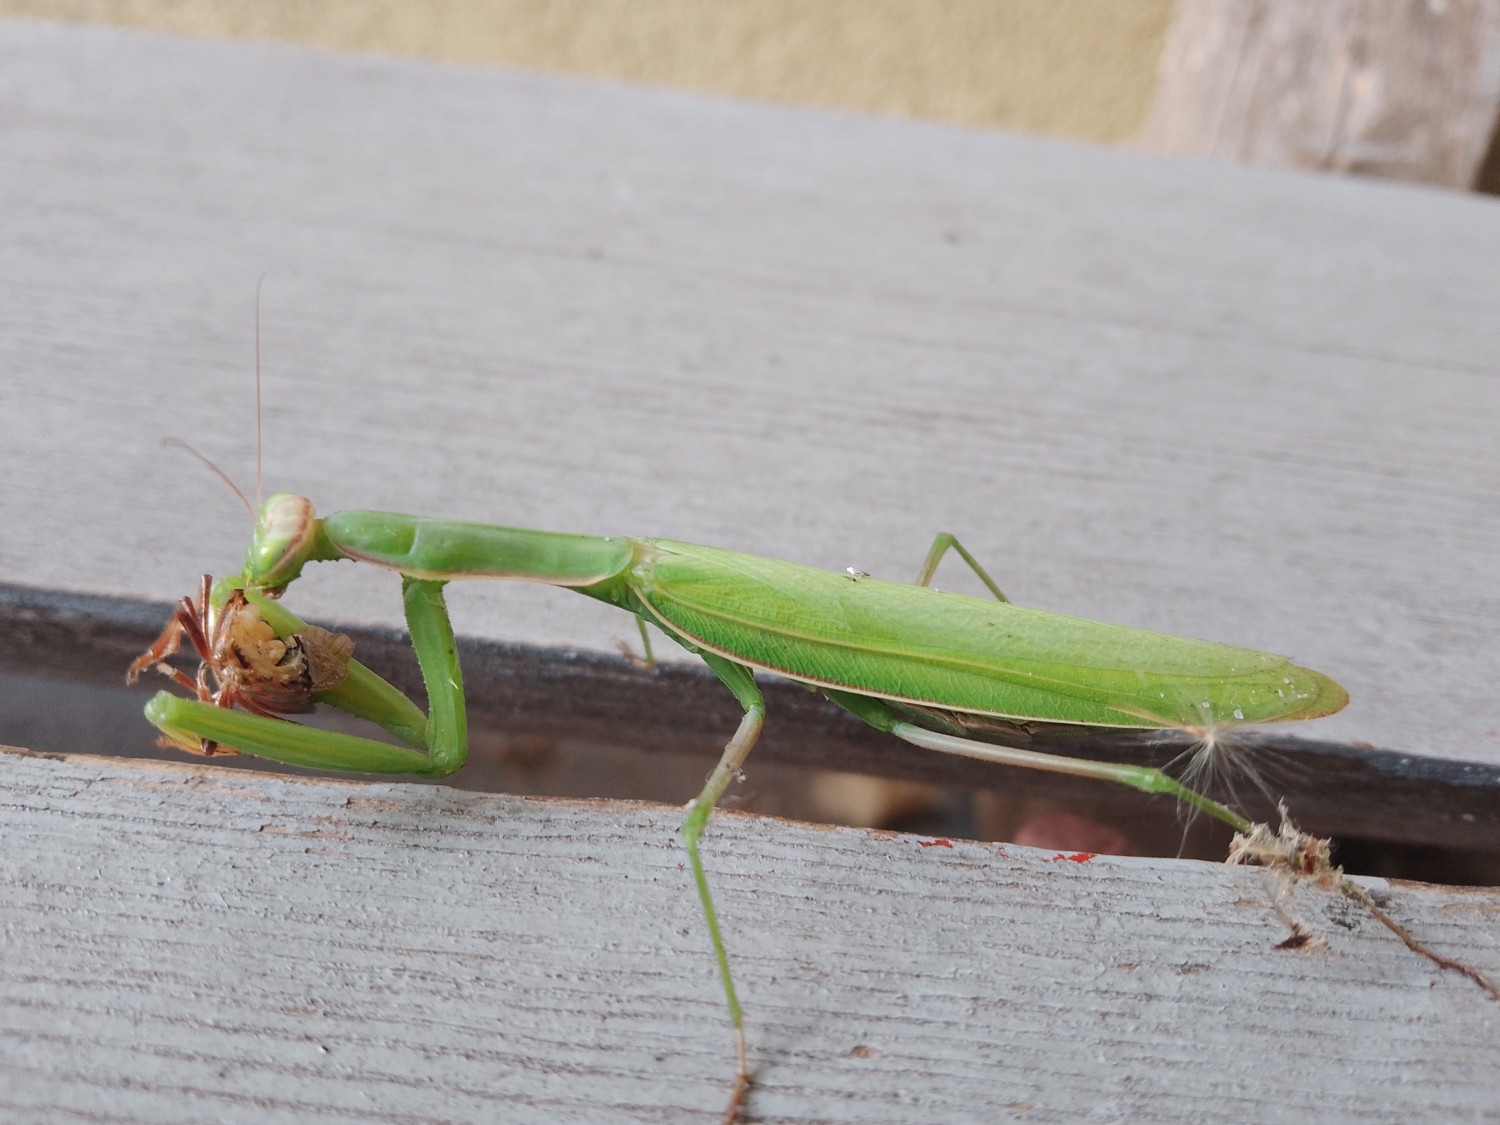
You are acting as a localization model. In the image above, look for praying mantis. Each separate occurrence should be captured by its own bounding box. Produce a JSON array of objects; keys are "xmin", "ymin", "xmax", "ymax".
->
[{"xmin": 127, "ymin": 488, "xmax": 1351, "ymax": 1122}]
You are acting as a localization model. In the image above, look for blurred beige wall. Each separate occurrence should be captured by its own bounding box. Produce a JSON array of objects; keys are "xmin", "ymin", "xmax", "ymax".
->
[{"xmin": 2, "ymin": 0, "xmax": 1175, "ymax": 142}]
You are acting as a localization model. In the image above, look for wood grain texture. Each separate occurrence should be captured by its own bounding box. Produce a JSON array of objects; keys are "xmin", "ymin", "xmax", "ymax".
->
[
  {"xmin": 1140, "ymin": 0, "xmax": 1500, "ymax": 189},
  {"xmin": 2, "ymin": 745, "xmax": 1497, "ymax": 1123},
  {"xmin": 0, "ymin": 21, "xmax": 1498, "ymax": 786}
]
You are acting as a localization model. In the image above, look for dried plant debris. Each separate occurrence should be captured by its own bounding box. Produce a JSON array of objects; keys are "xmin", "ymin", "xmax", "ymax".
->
[{"xmin": 1229, "ymin": 807, "xmax": 1498, "ymax": 1000}]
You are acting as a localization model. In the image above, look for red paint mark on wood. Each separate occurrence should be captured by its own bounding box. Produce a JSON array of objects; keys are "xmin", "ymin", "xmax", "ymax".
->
[{"xmin": 919, "ymin": 838, "xmax": 954, "ymax": 848}]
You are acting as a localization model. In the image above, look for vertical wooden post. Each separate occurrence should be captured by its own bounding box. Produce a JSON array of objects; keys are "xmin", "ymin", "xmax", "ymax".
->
[{"xmin": 1140, "ymin": 0, "xmax": 1500, "ymax": 190}]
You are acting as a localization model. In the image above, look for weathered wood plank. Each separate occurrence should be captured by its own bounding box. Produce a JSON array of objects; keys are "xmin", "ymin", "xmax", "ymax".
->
[
  {"xmin": 1, "ymin": 745, "xmax": 1497, "ymax": 1123},
  {"xmin": 6, "ymin": 581, "xmax": 1500, "ymax": 853},
  {"xmin": 1140, "ymin": 0, "xmax": 1500, "ymax": 189},
  {"xmin": 0, "ymin": 20, "xmax": 1498, "ymax": 812}
]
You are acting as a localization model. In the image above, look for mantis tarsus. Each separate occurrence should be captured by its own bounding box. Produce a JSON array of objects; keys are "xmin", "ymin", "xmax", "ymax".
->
[{"xmin": 130, "ymin": 493, "xmax": 1353, "ymax": 1121}]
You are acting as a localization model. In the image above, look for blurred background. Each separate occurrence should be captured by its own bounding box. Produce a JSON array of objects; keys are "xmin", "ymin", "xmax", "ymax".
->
[{"xmin": 8, "ymin": 0, "xmax": 1500, "ymax": 192}]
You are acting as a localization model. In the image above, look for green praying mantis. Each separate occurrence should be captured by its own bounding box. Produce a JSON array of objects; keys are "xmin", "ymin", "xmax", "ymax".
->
[{"xmin": 127, "ymin": 486, "xmax": 1352, "ymax": 1121}]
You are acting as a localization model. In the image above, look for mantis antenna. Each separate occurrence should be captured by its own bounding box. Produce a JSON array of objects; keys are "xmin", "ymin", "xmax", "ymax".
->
[
  {"xmin": 157, "ymin": 280, "xmax": 268, "ymax": 522},
  {"xmin": 254, "ymin": 274, "xmax": 265, "ymax": 510},
  {"xmin": 161, "ymin": 438, "xmax": 255, "ymax": 521}
]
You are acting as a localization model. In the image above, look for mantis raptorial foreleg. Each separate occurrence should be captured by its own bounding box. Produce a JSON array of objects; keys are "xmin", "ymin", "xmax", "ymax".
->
[
  {"xmin": 400, "ymin": 577, "xmax": 467, "ymax": 776},
  {"xmin": 144, "ymin": 579, "xmax": 468, "ymax": 777}
]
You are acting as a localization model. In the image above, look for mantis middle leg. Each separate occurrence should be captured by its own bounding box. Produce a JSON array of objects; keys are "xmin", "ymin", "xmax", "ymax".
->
[
  {"xmin": 916, "ymin": 532, "xmax": 1008, "ymax": 602},
  {"xmin": 683, "ymin": 652, "xmax": 766, "ymax": 1124}
]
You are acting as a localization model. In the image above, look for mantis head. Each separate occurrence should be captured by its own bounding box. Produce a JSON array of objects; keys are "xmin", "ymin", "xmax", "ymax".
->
[{"xmin": 244, "ymin": 492, "xmax": 321, "ymax": 592}]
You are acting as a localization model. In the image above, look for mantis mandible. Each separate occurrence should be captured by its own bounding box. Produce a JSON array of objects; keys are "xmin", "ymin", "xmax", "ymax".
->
[{"xmin": 128, "ymin": 493, "xmax": 1348, "ymax": 1121}]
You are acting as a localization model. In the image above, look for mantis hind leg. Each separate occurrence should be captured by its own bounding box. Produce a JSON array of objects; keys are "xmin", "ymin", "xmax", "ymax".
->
[
  {"xmin": 824, "ymin": 690, "xmax": 1253, "ymax": 836},
  {"xmin": 683, "ymin": 652, "xmax": 765, "ymax": 1124},
  {"xmin": 916, "ymin": 532, "xmax": 1008, "ymax": 602}
]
